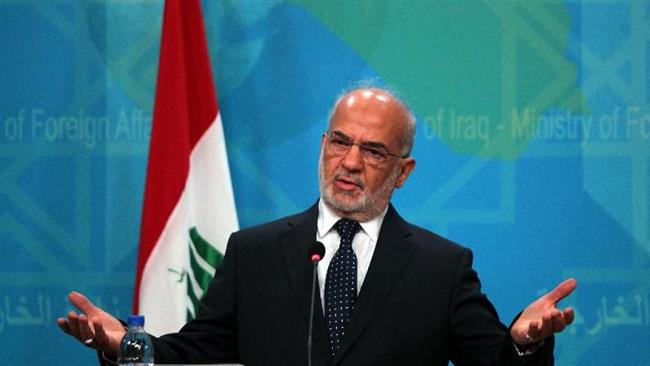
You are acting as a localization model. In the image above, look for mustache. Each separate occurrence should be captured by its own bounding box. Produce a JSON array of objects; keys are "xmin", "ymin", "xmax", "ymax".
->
[{"xmin": 333, "ymin": 172, "xmax": 365, "ymax": 189}]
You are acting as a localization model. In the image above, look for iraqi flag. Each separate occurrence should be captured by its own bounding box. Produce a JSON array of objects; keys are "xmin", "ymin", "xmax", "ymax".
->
[{"xmin": 133, "ymin": 0, "xmax": 239, "ymax": 336}]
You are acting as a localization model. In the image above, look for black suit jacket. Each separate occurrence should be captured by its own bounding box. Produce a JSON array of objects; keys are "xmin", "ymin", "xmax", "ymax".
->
[{"xmin": 149, "ymin": 203, "xmax": 553, "ymax": 365}]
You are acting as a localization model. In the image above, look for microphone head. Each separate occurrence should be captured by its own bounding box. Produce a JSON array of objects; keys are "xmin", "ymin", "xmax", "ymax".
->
[{"xmin": 309, "ymin": 241, "xmax": 326, "ymax": 263}]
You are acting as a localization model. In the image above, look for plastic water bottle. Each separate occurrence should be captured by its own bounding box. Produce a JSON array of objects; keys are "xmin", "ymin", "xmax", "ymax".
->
[{"xmin": 117, "ymin": 315, "xmax": 154, "ymax": 366}]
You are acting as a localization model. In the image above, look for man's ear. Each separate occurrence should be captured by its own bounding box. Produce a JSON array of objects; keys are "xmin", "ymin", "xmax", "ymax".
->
[{"xmin": 395, "ymin": 157, "xmax": 416, "ymax": 188}]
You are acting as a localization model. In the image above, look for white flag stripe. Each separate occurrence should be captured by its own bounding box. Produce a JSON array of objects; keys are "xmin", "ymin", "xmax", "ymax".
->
[
  {"xmin": 186, "ymin": 114, "xmax": 238, "ymax": 254},
  {"xmin": 140, "ymin": 192, "xmax": 190, "ymax": 335},
  {"xmin": 139, "ymin": 113, "xmax": 238, "ymax": 336}
]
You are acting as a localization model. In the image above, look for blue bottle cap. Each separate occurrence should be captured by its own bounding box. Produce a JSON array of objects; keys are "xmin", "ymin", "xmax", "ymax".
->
[{"xmin": 127, "ymin": 315, "xmax": 145, "ymax": 327}]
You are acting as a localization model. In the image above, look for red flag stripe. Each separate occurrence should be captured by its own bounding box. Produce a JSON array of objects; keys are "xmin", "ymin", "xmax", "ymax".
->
[{"xmin": 134, "ymin": 0, "xmax": 219, "ymax": 313}]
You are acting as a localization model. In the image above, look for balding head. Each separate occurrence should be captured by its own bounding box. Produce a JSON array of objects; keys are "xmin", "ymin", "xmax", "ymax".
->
[{"xmin": 329, "ymin": 88, "xmax": 416, "ymax": 156}]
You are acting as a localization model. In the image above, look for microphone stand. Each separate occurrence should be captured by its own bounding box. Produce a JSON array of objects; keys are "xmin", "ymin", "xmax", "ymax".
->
[
  {"xmin": 307, "ymin": 242, "xmax": 324, "ymax": 366},
  {"xmin": 307, "ymin": 258, "xmax": 318, "ymax": 366}
]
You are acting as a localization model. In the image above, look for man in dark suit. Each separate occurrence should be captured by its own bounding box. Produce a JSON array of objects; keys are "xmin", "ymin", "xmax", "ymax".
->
[{"xmin": 58, "ymin": 87, "xmax": 576, "ymax": 365}]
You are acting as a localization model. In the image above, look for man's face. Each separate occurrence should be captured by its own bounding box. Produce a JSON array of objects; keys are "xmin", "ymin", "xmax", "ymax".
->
[{"xmin": 319, "ymin": 89, "xmax": 415, "ymax": 222}]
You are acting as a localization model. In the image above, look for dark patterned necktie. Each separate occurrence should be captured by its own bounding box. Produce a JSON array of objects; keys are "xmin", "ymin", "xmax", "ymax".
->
[{"xmin": 325, "ymin": 218, "xmax": 361, "ymax": 358}]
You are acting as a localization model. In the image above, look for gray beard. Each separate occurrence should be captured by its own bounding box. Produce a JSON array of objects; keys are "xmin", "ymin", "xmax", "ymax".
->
[{"xmin": 318, "ymin": 151, "xmax": 399, "ymax": 222}]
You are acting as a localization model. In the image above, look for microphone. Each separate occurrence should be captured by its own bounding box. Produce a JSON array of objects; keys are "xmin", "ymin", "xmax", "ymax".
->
[
  {"xmin": 309, "ymin": 241, "xmax": 325, "ymax": 263},
  {"xmin": 307, "ymin": 241, "xmax": 325, "ymax": 366}
]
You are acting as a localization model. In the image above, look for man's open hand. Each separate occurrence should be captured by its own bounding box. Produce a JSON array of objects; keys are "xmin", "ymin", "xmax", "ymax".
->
[
  {"xmin": 56, "ymin": 291, "xmax": 126, "ymax": 356},
  {"xmin": 510, "ymin": 278, "xmax": 577, "ymax": 345}
]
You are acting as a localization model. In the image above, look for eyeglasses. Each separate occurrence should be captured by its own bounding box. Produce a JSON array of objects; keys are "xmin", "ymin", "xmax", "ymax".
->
[{"xmin": 323, "ymin": 131, "xmax": 407, "ymax": 166}]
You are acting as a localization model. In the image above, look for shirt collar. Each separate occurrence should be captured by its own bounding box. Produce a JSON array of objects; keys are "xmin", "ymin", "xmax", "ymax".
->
[{"xmin": 317, "ymin": 198, "xmax": 388, "ymax": 242}]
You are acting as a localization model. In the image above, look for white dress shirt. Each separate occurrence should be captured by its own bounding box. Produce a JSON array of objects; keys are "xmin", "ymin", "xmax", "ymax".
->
[{"xmin": 316, "ymin": 199, "xmax": 388, "ymax": 309}]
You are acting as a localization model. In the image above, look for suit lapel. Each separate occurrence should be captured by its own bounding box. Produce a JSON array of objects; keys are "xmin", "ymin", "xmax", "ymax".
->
[
  {"xmin": 333, "ymin": 205, "xmax": 415, "ymax": 365},
  {"xmin": 279, "ymin": 203, "xmax": 331, "ymax": 363}
]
